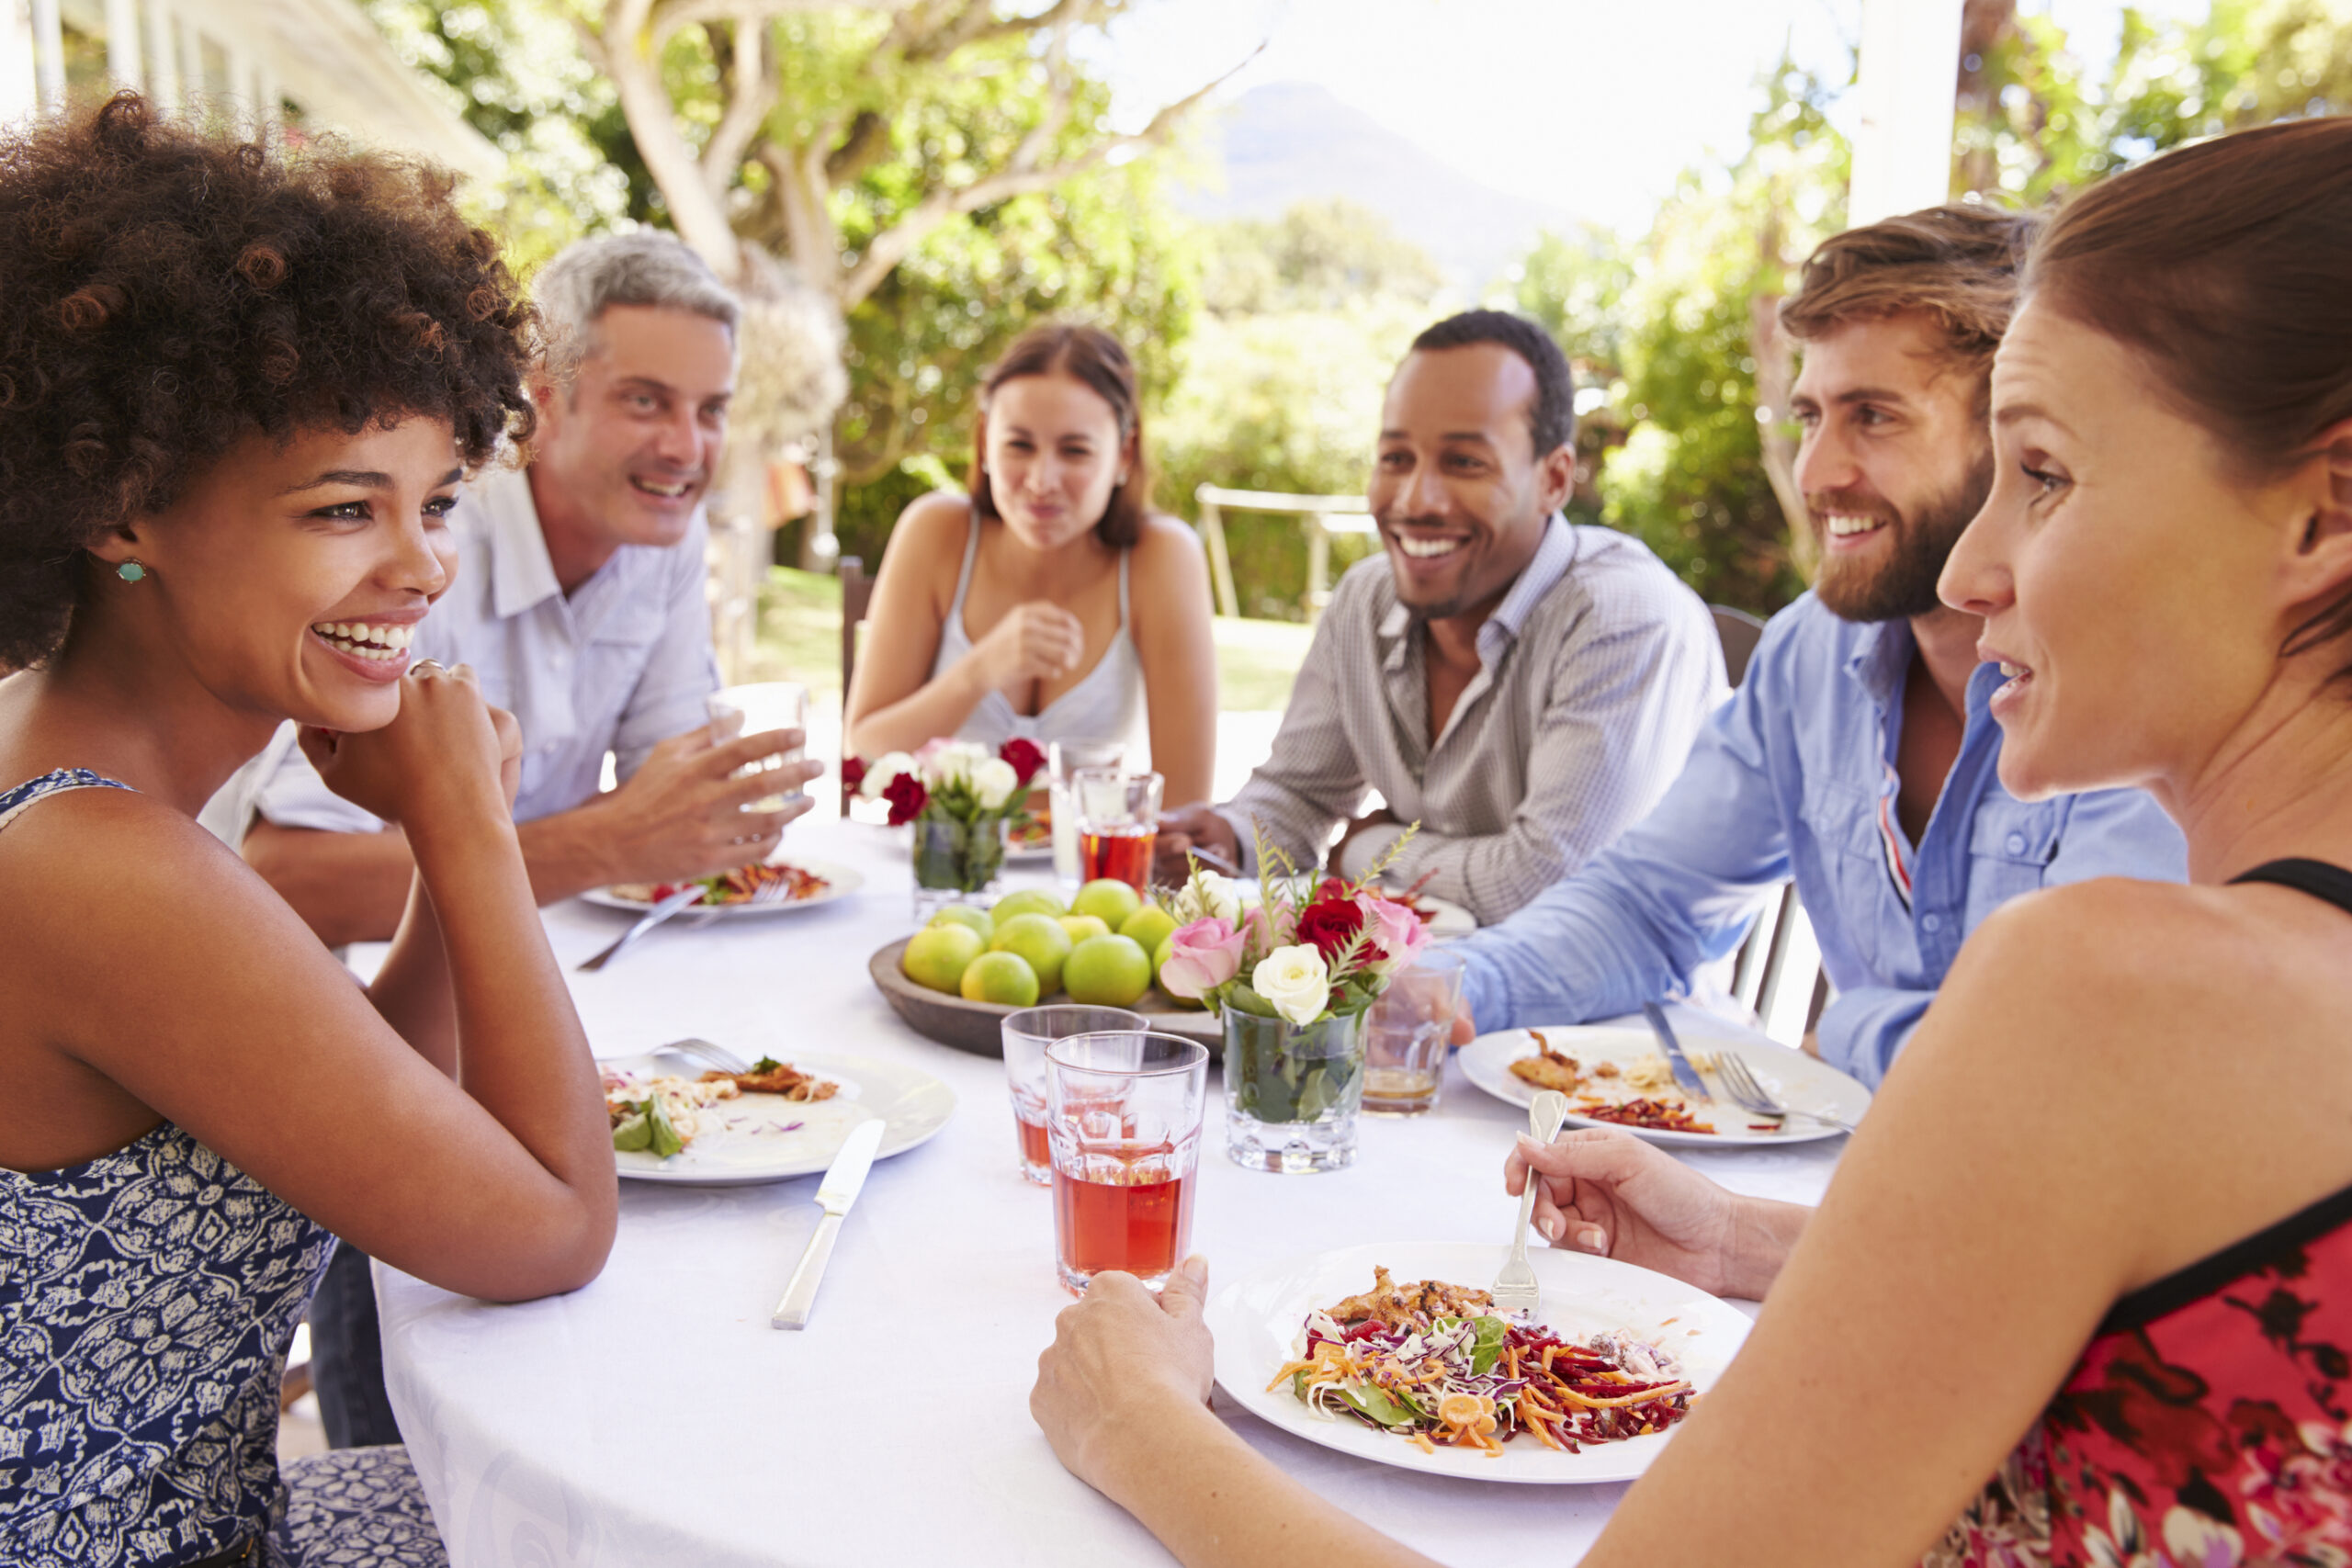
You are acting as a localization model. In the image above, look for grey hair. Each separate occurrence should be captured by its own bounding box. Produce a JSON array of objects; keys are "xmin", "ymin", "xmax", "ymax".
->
[{"xmin": 534, "ymin": 231, "xmax": 741, "ymax": 388}]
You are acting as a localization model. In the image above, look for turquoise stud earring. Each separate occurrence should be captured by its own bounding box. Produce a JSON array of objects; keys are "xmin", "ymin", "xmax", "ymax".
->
[{"xmin": 117, "ymin": 560, "xmax": 147, "ymax": 582}]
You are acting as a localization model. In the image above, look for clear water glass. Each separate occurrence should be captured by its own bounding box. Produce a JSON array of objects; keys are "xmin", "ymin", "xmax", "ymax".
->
[
  {"xmin": 705, "ymin": 682, "xmax": 808, "ymax": 823},
  {"xmin": 1363, "ymin": 948, "xmax": 1466, "ymax": 1115},
  {"xmin": 1001, "ymin": 1005, "xmax": 1145, "ymax": 1186}
]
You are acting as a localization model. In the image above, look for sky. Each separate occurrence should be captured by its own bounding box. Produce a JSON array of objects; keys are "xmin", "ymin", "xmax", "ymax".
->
[{"xmin": 1091, "ymin": 0, "xmax": 2209, "ymax": 233}]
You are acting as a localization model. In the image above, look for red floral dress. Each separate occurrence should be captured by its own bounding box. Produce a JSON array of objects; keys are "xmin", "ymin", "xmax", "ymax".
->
[{"xmin": 1930, "ymin": 860, "xmax": 2352, "ymax": 1568}]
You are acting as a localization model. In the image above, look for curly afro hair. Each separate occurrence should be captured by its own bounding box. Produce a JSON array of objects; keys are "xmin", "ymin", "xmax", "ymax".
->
[{"xmin": 0, "ymin": 92, "xmax": 537, "ymax": 670}]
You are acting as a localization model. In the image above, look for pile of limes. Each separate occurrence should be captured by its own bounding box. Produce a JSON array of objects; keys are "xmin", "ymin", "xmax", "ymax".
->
[{"xmin": 899, "ymin": 880, "xmax": 1181, "ymax": 1010}]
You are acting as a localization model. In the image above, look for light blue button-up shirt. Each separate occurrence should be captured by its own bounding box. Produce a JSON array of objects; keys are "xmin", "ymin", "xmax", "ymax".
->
[
  {"xmin": 1453, "ymin": 592, "xmax": 2189, "ymax": 1085},
  {"xmin": 225, "ymin": 464, "xmax": 719, "ymax": 838}
]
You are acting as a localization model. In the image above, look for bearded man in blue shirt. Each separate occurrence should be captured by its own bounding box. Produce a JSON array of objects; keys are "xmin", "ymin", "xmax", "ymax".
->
[{"xmin": 1454, "ymin": 205, "xmax": 2187, "ymax": 1087}]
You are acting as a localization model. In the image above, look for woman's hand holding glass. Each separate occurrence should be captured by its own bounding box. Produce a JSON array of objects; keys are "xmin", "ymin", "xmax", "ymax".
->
[
  {"xmin": 972, "ymin": 599, "xmax": 1087, "ymax": 692},
  {"xmin": 1031, "ymin": 1258, "xmax": 1217, "ymax": 1494},
  {"xmin": 1505, "ymin": 1126, "xmax": 1801, "ymax": 1301},
  {"xmin": 300, "ymin": 660, "xmax": 522, "ymax": 827}
]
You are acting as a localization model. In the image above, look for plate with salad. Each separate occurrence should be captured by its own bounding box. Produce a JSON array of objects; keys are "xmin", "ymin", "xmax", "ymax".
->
[
  {"xmin": 599, "ymin": 1045, "xmax": 954, "ymax": 1185},
  {"xmin": 584, "ymin": 855, "xmax": 865, "ymax": 919},
  {"xmin": 1205, "ymin": 1241, "xmax": 1752, "ymax": 1484}
]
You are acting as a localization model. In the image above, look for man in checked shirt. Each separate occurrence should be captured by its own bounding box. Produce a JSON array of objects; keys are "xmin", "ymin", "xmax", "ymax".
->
[
  {"xmin": 1450, "ymin": 206, "xmax": 2187, "ymax": 1087},
  {"xmin": 1154, "ymin": 310, "xmax": 1728, "ymax": 924}
]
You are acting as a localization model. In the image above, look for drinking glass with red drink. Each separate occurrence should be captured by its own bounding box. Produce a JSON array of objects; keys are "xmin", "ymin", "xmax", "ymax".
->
[
  {"xmin": 1071, "ymin": 767, "xmax": 1163, "ymax": 891},
  {"xmin": 1001, "ymin": 1005, "xmax": 1146, "ymax": 1186},
  {"xmin": 1045, "ymin": 1031, "xmax": 1208, "ymax": 1293}
]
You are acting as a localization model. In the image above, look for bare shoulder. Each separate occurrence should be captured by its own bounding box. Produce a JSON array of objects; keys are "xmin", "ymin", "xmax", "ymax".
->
[
  {"xmin": 878, "ymin": 491, "xmax": 973, "ymax": 573},
  {"xmin": 1131, "ymin": 511, "xmax": 1204, "ymax": 559},
  {"xmin": 1127, "ymin": 513, "xmax": 1211, "ymax": 616},
  {"xmin": 0, "ymin": 784, "xmax": 312, "ymax": 955},
  {"xmin": 1915, "ymin": 874, "xmax": 2346, "ymax": 1105}
]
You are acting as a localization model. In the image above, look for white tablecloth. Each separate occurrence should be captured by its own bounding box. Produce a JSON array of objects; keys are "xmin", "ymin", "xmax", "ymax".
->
[{"xmin": 373, "ymin": 816, "xmax": 1840, "ymax": 1567}]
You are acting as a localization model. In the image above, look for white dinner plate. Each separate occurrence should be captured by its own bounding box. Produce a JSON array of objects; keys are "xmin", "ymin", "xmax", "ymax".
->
[
  {"xmin": 582, "ymin": 857, "xmax": 865, "ymax": 919},
  {"xmin": 1207, "ymin": 1240, "xmax": 1751, "ymax": 1485},
  {"xmin": 600, "ymin": 1048, "xmax": 955, "ymax": 1185},
  {"xmin": 1458, "ymin": 1024, "xmax": 1869, "ymax": 1146}
]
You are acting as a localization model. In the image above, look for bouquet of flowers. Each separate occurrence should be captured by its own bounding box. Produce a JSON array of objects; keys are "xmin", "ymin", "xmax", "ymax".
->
[
  {"xmin": 1157, "ymin": 824, "xmax": 1426, "ymax": 1024},
  {"xmin": 1159, "ymin": 823, "xmax": 1424, "ymax": 1136},
  {"xmin": 847, "ymin": 738, "xmax": 1047, "ymax": 894}
]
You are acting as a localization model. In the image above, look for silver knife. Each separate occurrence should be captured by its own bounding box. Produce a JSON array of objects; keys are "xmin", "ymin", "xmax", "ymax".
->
[
  {"xmin": 772, "ymin": 1117, "xmax": 887, "ymax": 1329},
  {"xmin": 577, "ymin": 884, "xmax": 705, "ymax": 972},
  {"xmin": 1641, "ymin": 1001, "xmax": 1713, "ymax": 1103}
]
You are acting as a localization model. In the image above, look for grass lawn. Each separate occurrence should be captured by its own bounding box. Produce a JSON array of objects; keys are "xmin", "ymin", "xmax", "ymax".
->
[{"xmin": 747, "ymin": 566, "xmax": 1317, "ymax": 713}]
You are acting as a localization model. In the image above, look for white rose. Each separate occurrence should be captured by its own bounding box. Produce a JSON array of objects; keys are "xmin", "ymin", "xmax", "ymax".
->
[
  {"xmin": 971, "ymin": 757, "xmax": 1020, "ymax": 810},
  {"xmin": 1251, "ymin": 943, "xmax": 1330, "ymax": 1028},
  {"xmin": 925, "ymin": 741, "xmax": 989, "ymax": 790},
  {"xmin": 1172, "ymin": 871, "xmax": 1242, "ymax": 927},
  {"xmin": 861, "ymin": 751, "xmax": 916, "ymax": 799}
]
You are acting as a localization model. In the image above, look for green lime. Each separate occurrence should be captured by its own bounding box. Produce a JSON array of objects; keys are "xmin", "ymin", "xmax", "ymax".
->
[
  {"xmin": 902, "ymin": 923, "xmax": 986, "ymax": 994},
  {"xmin": 989, "ymin": 911, "xmax": 1073, "ymax": 996},
  {"xmin": 1057, "ymin": 914, "xmax": 1111, "ymax": 945},
  {"xmin": 1119, "ymin": 905, "xmax": 1177, "ymax": 953},
  {"xmin": 1065, "ymin": 934, "xmax": 1152, "ymax": 1008},
  {"xmin": 926, "ymin": 904, "xmax": 993, "ymax": 942},
  {"xmin": 960, "ymin": 950, "xmax": 1040, "ymax": 1006},
  {"xmin": 1071, "ymin": 878, "xmax": 1143, "ymax": 929},
  {"xmin": 990, "ymin": 888, "xmax": 1068, "ymax": 922}
]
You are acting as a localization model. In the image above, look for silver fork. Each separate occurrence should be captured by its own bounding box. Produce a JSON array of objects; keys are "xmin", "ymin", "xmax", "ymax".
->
[
  {"xmin": 1711, "ymin": 1051, "xmax": 1859, "ymax": 1134},
  {"xmin": 655, "ymin": 1036, "xmax": 752, "ymax": 1076},
  {"xmin": 1492, "ymin": 1089, "xmax": 1570, "ymax": 1317}
]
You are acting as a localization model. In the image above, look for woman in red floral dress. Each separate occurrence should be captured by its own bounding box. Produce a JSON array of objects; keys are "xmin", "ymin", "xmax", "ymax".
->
[{"xmin": 1025, "ymin": 118, "xmax": 2352, "ymax": 1568}]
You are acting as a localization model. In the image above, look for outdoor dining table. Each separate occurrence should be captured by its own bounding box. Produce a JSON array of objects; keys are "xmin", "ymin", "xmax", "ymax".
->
[{"xmin": 366, "ymin": 812, "xmax": 1843, "ymax": 1568}]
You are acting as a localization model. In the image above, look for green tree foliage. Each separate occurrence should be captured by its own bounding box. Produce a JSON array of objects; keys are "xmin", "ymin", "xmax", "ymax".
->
[
  {"xmin": 1154, "ymin": 200, "xmax": 1445, "ymax": 621},
  {"xmin": 1520, "ymin": 1, "xmax": 2352, "ymax": 617},
  {"xmin": 363, "ymin": 0, "xmax": 636, "ymax": 272},
  {"xmin": 1523, "ymin": 54, "xmax": 1842, "ymax": 615}
]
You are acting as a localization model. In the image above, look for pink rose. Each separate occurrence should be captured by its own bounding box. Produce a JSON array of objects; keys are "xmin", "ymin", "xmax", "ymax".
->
[
  {"xmin": 1159, "ymin": 917, "xmax": 1247, "ymax": 1000},
  {"xmin": 1361, "ymin": 896, "xmax": 1430, "ymax": 971}
]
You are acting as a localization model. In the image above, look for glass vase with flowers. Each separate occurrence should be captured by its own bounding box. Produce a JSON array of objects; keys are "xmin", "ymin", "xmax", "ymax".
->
[
  {"xmin": 1159, "ymin": 824, "xmax": 1425, "ymax": 1172},
  {"xmin": 849, "ymin": 739, "xmax": 1047, "ymax": 918}
]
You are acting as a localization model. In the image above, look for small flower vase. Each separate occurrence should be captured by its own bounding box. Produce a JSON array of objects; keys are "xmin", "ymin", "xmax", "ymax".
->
[
  {"xmin": 910, "ymin": 814, "xmax": 1005, "ymax": 919},
  {"xmin": 1222, "ymin": 1007, "xmax": 1367, "ymax": 1173}
]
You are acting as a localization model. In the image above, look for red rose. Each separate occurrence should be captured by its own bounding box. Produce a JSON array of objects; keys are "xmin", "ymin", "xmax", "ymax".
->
[
  {"xmin": 841, "ymin": 755, "xmax": 868, "ymax": 795},
  {"xmin": 1000, "ymin": 738, "xmax": 1046, "ymax": 786},
  {"xmin": 1295, "ymin": 895, "xmax": 1382, "ymax": 965},
  {"xmin": 882, "ymin": 772, "xmax": 929, "ymax": 827}
]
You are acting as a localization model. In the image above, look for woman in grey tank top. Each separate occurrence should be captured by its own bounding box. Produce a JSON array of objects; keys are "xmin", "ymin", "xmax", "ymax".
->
[{"xmin": 845, "ymin": 325, "xmax": 1219, "ymax": 807}]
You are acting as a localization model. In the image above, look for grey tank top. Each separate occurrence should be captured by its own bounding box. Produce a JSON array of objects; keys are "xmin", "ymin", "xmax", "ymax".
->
[{"xmin": 927, "ymin": 511, "xmax": 1148, "ymax": 758}]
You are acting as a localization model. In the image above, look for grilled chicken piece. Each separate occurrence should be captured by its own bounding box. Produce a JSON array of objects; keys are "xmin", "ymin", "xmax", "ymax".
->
[{"xmin": 1510, "ymin": 1032, "xmax": 1584, "ymax": 1094}]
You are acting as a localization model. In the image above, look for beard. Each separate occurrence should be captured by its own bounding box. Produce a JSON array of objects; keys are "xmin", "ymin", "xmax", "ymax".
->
[{"xmin": 1810, "ymin": 450, "xmax": 1993, "ymax": 623}]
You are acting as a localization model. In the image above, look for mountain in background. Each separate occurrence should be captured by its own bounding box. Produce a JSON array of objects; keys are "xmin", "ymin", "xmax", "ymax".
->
[{"xmin": 1179, "ymin": 81, "xmax": 1575, "ymax": 293}]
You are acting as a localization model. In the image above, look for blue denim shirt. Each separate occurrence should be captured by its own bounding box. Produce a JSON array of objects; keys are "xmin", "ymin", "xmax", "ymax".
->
[{"xmin": 1454, "ymin": 592, "xmax": 2188, "ymax": 1086}]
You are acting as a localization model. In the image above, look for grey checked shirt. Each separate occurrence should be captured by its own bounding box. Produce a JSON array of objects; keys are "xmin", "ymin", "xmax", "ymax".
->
[{"xmin": 1216, "ymin": 516, "xmax": 1728, "ymax": 924}]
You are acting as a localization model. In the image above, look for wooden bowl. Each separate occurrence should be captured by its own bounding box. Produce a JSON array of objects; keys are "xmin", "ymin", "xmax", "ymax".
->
[{"xmin": 867, "ymin": 937, "xmax": 1224, "ymax": 1059}]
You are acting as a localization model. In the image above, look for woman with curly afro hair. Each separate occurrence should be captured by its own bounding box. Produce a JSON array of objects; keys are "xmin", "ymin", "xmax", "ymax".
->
[{"xmin": 0, "ymin": 96, "xmax": 617, "ymax": 1567}]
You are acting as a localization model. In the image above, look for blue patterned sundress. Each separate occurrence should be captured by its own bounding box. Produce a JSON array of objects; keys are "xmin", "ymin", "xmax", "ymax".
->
[{"xmin": 0, "ymin": 770, "xmax": 448, "ymax": 1568}]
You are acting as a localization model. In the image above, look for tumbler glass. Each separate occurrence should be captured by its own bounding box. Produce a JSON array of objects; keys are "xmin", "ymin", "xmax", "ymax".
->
[
  {"xmin": 1362, "ymin": 948, "xmax": 1467, "ymax": 1115},
  {"xmin": 1047, "ymin": 739, "xmax": 1126, "ymax": 888},
  {"xmin": 1071, "ymin": 768, "xmax": 1163, "ymax": 892},
  {"xmin": 1001, "ymin": 1005, "xmax": 1146, "ymax": 1186},
  {"xmin": 1046, "ymin": 1031, "xmax": 1208, "ymax": 1293},
  {"xmin": 705, "ymin": 682, "xmax": 808, "ymax": 821}
]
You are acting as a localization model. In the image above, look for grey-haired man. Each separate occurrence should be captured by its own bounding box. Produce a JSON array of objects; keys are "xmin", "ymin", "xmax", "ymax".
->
[
  {"xmin": 232, "ymin": 231, "xmax": 819, "ymax": 947},
  {"xmin": 220, "ymin": 231, "xmax": 819, "ymax": 1451}
]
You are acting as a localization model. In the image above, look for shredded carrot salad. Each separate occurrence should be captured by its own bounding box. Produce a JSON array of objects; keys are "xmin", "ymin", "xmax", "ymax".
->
[{"xmin": 1269, "ymin": 1270, "xmax": 1694, "ymax": 1456}]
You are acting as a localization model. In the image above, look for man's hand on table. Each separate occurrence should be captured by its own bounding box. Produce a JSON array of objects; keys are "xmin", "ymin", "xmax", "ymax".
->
[
  {"xmin": 562, "ymin": 724, "xmax": 821, "ymax": 891},
  {"xmin": 1031, "ymin": 1257, "xmax": 1216, "ymax": 1494},
  {"xmin": 1331, "ymin": 807, "xmax": 1399, "ymax": 874},
  {"xmin": 1153, "ymin": 803, "xmax": 1240, "ymax": 883}
]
